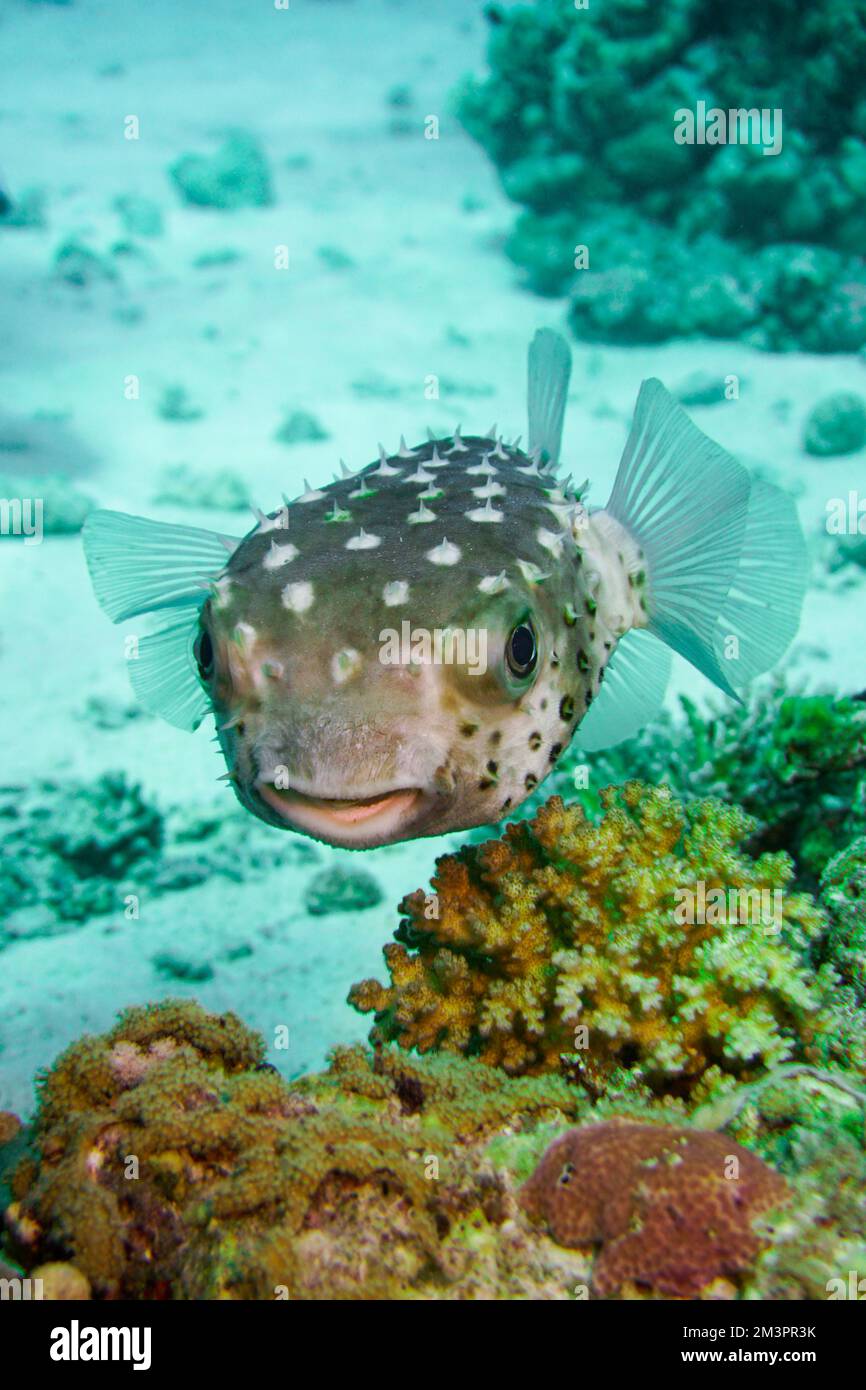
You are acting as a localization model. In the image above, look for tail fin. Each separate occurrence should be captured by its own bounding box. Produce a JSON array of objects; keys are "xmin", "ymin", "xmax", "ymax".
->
[{"xmin": 604, "ymin": 379, "xmax": 805, "ymax": 700}]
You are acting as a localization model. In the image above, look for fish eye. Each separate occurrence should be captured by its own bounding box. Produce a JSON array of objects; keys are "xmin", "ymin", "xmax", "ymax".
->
[
  {"xmin": 194, "ymin": 628, "xmax": 214, "ymax": 681},
  {"xmin": 506, "ymin": 620, "xmax": 537, "ymax": 679}
]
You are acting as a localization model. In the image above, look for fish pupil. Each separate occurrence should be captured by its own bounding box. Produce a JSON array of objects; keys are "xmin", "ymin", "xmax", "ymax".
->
[
  {"xmin": 195, "ymin": 629, "xmax": 214, "ymax": 680},
  {"xmin": 507, "ymin": 622, "xmax": 537, "ymax": 677}
]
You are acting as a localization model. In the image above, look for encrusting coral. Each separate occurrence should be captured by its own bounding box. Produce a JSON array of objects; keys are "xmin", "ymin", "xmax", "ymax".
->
[
  {"xmin": 520, "ymin": 1119, "xmax": 788, "ymax": 1298},
  {"xmin": 351, "ymin": 782, "xmax": 852, "ymax": 1094},
  {"xmin": 3, "ymin": 1001, "xmax": 863, "ymax": 1300},
  {"xmin": 1, "ymin": 1000, "xmax": 600, "ymax": 1300}
]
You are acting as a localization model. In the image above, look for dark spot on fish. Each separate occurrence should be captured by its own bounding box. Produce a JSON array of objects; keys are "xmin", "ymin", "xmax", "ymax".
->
[
  {"xmin": 489, "ymin": 730, "xmax": 502, "ymax": 747},
  {"xmin": 586, "ymin": 596, "xmax": 597, "ymax": 616},
  {"xmin": 576, "ymin": 649, "xmax": 590, "ymax": 673},
  {"xmin": 585, "ymin": 690, "xmax": 593, "ymax": 707},
  {"xmin": 501, "ymin": 797, "xmax": 512, "ymax": 812},
  {"xmin": 528, "ymin": 731, "xmax": 542, "ymax": 750},
  {"xmin": 589, "ymin": 629, "xmax": 595, "ymax": 642},
  {"xmin": 548, "ymin": 742, "xmax": 562, "ymax": 763},
  {"xmin": 486, "ymin": 760, "xmax": 499, "ymax": 776},
  {"xmin": 236, "ymin": 721, "xmax": 246, "ymax": 737},
  {"xmin": 460, "ymin": 721, "xmax": 478, "ymax": 737},
  {"xmin": 540, "ymin": 698, "xmax": 548, "ymax": 711},
  {"xmin": 598, "ymin": 667, "xmax": 605, "ymax": 684},
  {"xmin": 525, "ymin": 773, "xmax": 538, "ymax": 791},
  {"xmin": 550, "ymin": 651, "xmax": 560, "ymax": 669},
  {"xmin": 559, "ymin": 694, "xmax": 575, "ymax": 721},
  {"xmin": 479, "ymin": 776, "xmax": 496, "ymax": 790},
  {"xmin": 604, "ymin": 641, "xmax": 612, "ymax": 652}
]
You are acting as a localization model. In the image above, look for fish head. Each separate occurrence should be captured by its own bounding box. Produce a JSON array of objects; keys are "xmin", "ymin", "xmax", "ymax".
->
[{"xmin": 196, "ymin": 437, "xmax": 598, "ymax": 847}]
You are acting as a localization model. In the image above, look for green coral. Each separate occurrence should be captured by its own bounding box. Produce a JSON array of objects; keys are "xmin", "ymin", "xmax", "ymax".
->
[
  {"xmin": 457, "ymin": 0, "xmax": 866, "ymax": 350},
  {"xmin": 534, "ymin": 686, "xmax": 866, "ymax": 891},
  {"xmin": 821, "ymin": 839, "xmax": 866, "ymax": 1002},
  {"xmin": 352, "ymin": 783, "xmax": 855, "ymax": 1095}
]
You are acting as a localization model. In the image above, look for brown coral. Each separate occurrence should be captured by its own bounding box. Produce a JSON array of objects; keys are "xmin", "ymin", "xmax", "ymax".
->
[
  {"xmin": 351, "ymin": 784, "xmax": 835, "ymax": 1094},
  {"xmin": 3, "ymin": 1000, "xmax": 596, "ymax": 1300},
  {"xmin": 520, "ymin": 1119, "xmax": 789, "ymax": 1298}
]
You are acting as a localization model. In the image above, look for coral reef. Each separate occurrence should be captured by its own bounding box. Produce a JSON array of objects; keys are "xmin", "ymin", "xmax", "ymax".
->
[
  {"xmin": 152, "ymin": 462, "xmax": 249, "ymax": 511},
  {"xmin": 803, "ymin": 392, "xmax": 866, "ymax": 457},
  {"xmin": 541, "ymin": 687, "xmax": 866, "ymax": 891},
  {"xmin": 274, "ymin": 409, "xmax": 329, "ymax": 446},
  {"xmin": 2, "ymin": 1001, "xmax": 596, "ymax": 1300},
  {"xmin": 520, "ymin": 1119, "xmax": 788, "ymax": 1297},
  {"xmin": 169, "ymin": 133, "xmax": 273, "ymax": 210},
  {"xmin": 304, "ymin": 865, "xmax": 384, "ymax": 917},
  {"xmin": 4, "ymin": 1003, "xmax": 863, "ymax": 1300},
  {"xmin": 457, "ymin": 0, "xmax": 866, "ymax": 350},
  {"xmin": 821, "ymin": 839, "xmax": 866, "ymax": 1003},
  {"xmin": 0, "ymin": 471, "xmax": 95, "ymax": 535},
  {"xmin": 0, "ymin": 774, "xmax": 319, "ymax": 947},
  {"xmin": 351, "ymin": 783, "xmax": 852, "ymax": 1093}
]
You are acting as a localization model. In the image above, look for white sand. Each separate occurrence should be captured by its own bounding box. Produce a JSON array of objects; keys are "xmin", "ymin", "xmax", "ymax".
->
[{"xmin": 1, "ymin": 0, "xmax": 864, "ymax": 1117}]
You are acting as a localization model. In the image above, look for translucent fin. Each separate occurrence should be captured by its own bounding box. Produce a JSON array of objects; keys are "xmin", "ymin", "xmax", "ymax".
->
[
  {"xmin": 605, "ymin": 379, "xmax": 751, "ymax": 698},
  {"xmin": 82, "ymin": 510, "xmax": 240, "ymax": 623},
  {"xmin": 576, "ymin": 630, "xmax": 672, "ymax": 752},
  {"xmin": 128, "ymin": 614, "xmax": 210, "ymax": 732},
  {"xmin": 527, "ymin": 328, "xmax": 572, "ymax": 469},
  {"xmin": 714, "ymin": 480, "xmax": 806, "ymax": 686}
]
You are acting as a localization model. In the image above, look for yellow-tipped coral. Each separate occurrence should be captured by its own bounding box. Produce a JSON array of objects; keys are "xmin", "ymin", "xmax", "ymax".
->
[{"xmin": 351, "ymin": 783, "xmax": 840, "ymax": 1095}]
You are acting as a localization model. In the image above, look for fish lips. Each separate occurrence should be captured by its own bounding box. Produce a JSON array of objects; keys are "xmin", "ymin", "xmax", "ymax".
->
[{"xmin": 253, "ymin": 780, "xmax": 436, "ymax": 848}]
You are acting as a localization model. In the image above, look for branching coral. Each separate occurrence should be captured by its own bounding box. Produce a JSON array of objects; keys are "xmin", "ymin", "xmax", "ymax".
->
[
  {"xmin": 520, "ymin": 1119, "xmax": 788, "ymax": 1297},
  {"xmin": 540, "ymin": 688, "xmax": 866, "ymax": 891},
  {"xmin": 351, "ymin": 783, "xmax": 847, "ymax": 1093},
  {"xmin": 457, "ymin": 0, "xmax": 866, "ymax": 350}
]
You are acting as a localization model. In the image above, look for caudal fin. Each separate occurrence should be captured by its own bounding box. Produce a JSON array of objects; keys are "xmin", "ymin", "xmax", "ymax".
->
[{"xmin": 604, "ymin": 379, "xmax": 805, "ymax": 699}]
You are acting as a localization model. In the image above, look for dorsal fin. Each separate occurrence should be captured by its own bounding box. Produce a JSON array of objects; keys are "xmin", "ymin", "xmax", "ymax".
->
[{"xmin": 527, "ymin": 328, "xmax": 572, "ymax": 469}]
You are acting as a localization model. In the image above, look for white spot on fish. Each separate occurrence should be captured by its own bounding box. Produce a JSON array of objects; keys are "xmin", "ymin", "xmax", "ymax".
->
[
  {"xmin": 233, "ymin": 621, "xmax": 258, "ymax": 648},
  {"xmin": 383, "ymin": 580, "xmax": 410, "ymax": 606},
  {"xmin": 466, "ymin": 456, "xmax": 497, "ymax": 477},
  {"xmin": 210, "ymin": 576, "xmax": 233, "ymax": 607},
  {"xmin": 252, "ymin": 507, "xmax": 289, "ymax": 533},
  {"xmin": 346, "ymin": 528, "xmax": 381, "ymax": 550},
  {"xmin": 263, "ymin": 540, "xmax": 299, "ymax": 570},
  {"xmin": 426, "ymin": 445, "xmax": 449, "ymax": 469},
  {"xmin": 517, "ymin": 450, "xmax": 543, "ymax": 477},
  {"xmin": 491, "ymin": 436, "xmax": 509, "ymax": 461},
  {"xmin": 537, "ymin": 526, "xmax": 566, "ymax": 558},
  {"xmin": 426, "ymin": 537, "xmax": 462, "ymax": 566},
  {"xmin": 397, "ymin": 435, "xmax": 417, "ymax": 459},
  {"xmin": 446, "ymin": 427, "xmax": 467, "ymax": 455},
  {"xmin": 281, "ymin": 581, "xmax": 315, "ymax": 614},
  {"xmin": 331, "ymin": 647, "xmax": 362, "ymax": 685},
  {"xmin": 403, "ymin": 464, "xmax": 436, "ymax": 485},
  {"xmin": 478, "ymin": 571, "xmax": 510, "ymax": 595},
  {"xmin": 472, "ymin": 480, "xmax": 506, "ymax": 500},
  {"xmin": 408, "ymin": 499, "xmax": 437, "ymax": 524},
  {"xmin": 298, "ymin": 480, "xmax": 325, "ymax": 503},
  {"xmin": 372, "ymin": 446, "xmax": 401, "ymax": 477},
  {"xmin": 466, "ymin": 497, "xmax": 503, "ymax": 523},
  {"xmin": 516, "ymin": 559, "xmax": 551, "ymax": 585}
]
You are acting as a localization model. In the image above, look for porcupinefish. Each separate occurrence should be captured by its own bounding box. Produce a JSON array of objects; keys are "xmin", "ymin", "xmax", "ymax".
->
[{"xmin": 82, "ymin": 331, "xmax": 805, "ymax": 849}]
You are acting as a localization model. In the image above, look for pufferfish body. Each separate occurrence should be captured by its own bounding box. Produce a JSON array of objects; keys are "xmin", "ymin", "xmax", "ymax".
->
[{"xmin": 83, "ymin": 331, "xmax": 806, "ymax": 848}]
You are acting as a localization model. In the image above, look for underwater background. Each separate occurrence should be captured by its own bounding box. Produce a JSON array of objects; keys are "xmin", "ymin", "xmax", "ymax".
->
[{"xmin": 1, "ymin": 0, "xmax": 865, "ymax": 1301}]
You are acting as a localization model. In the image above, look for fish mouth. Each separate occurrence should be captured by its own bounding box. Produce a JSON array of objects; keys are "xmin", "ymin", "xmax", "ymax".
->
[{"xmin": 256, "ymin": 781, "xmax": 427, "ymax": 846}]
